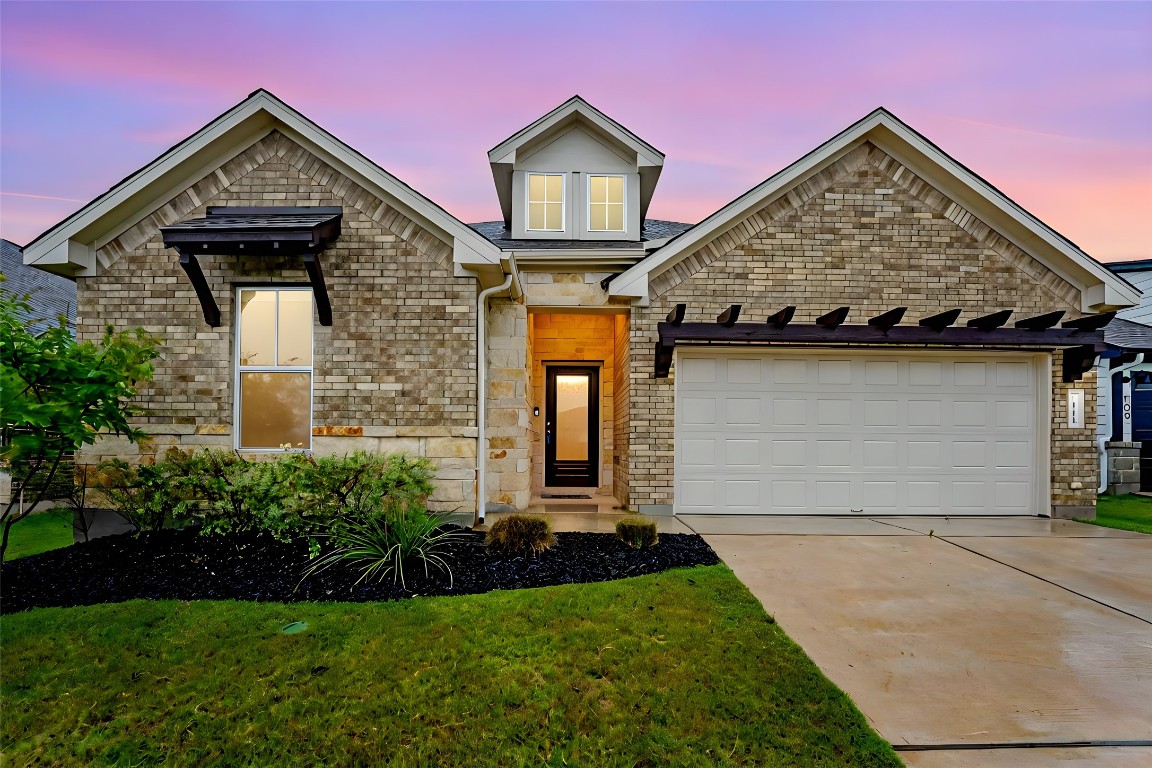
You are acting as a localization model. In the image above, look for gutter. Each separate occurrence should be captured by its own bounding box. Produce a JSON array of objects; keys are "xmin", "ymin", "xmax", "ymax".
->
[
  {"xmin": 475, "ymin": 255, "xmax": 521, "ymax": 524},
  {"xmin": 1099, "ymin": 353, "xmax": 1144, "ymax": 493}
]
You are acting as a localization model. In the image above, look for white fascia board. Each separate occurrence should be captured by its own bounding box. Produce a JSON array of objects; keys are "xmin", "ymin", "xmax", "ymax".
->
[
  {"xmin": 23, "ymin": 90, "xmax": 501, "ymax": 273},
  {"xmin": 488, "ymin": 98, "xmax": 664, "ymax": 169},
  {"xmin": 256, "ymin": 97, "xmax": 500, "ymax": 266},
  {"xmin": 23, "ymin": 239, "xmax": 93, "ymax": 275},
  {"xmin": 610, "ymin": 118, "xmax": 874, "ymax": 297},
  {"xmin": 608, "ymin": 271, "xmax": 647, "ymax": 299},
  {"xmin": 616, "ymin": 108, "xmax": 1139, "ymax": 311},
  {"xmin": 872, "ymin": 117, "xmax": 1140, "ymax": 310},
  {"xmin": 22, "ymin": 95, "xmax": 275, "ymax": 269}
]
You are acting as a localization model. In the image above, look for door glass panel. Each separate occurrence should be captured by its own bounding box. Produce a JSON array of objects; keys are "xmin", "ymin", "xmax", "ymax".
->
[
  {"xmin": 238, "ymin": 290, "xmax": 276, "ymax": 366},
  {"xmin": 556, "ymin": 374, "xmax": 589, "ymax": 461},
  {"xmin": 277, "ymin": 291, "xmax": 313, "ymax": 366},
  {"xmin": 239, "ymin": 372, "xmax": 311, "ymax": 449}
]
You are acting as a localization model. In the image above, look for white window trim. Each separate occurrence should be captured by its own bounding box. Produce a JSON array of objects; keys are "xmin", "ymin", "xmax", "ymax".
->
[
  {"xmin": 234, "ymin": 285, "xmax": 314, "ymax": 451},
  {"xmin": 586, "ymin": 173, "xmax": 627, "ymax": 233},
  {"xmin": 525, "ymin": 172, "xmax": 566, "ymax": 232}
]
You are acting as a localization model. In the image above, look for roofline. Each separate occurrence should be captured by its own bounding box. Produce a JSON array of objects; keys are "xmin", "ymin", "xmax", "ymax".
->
[
  {"xmin": 486, "ymin": 95, "xmax": 665, "ymax": 165},
  {"xmin": 610, "ymin": 107, "xmax": 1140, "ymax": 310},
  {"xmin": 1106, "ymin": 258, "xmax": 1152, "ymax": 273},
  {"xmin": 24, "ymin": 89, "xmax": 500, "ymax": 269}
]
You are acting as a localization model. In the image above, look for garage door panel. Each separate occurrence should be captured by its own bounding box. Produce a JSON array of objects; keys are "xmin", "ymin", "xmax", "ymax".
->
[{"xmin": 676, "ymin": 351, "xmax": 1039, "ymax": 515}]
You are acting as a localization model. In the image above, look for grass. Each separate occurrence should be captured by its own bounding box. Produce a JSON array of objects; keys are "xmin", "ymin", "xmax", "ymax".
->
[
  {"xmin": 2, "ymin": 508, "xmax": 73, "ymax": 561},
  {"xmin": 1084, "ymin": 494, "xmax": 1152, "ymax": 535},
  {"xmin": 1, "ymin": 566, "xmax": 900, "ymax": 767}
]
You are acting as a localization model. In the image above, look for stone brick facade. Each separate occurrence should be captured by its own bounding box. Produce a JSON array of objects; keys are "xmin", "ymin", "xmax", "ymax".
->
[
  {"xmin": 76, "ymin": 131, "xmax": 479, "ymax": 510},
  {"xmin": 625, "ymin": 142, "xmax": 1098, "ymax": 514}
]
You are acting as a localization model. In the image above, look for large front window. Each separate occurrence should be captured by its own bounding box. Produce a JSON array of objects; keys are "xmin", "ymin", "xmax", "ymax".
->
[
  {"xmin": 236, "ymin": 287, "xmax": 313, "ymax": 449},
  {"xmin": 588, "ymin": 175, "xmax": 624, "ymax": 232},
  {"xmin": 527, "ymin": 173, "xmax": 564, "ymax": 231}
]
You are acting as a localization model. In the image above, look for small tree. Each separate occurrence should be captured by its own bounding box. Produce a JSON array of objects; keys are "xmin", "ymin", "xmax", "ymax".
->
[{"xmin": 0, "ymin": 278, "xmax": 160, "ymax": 561}]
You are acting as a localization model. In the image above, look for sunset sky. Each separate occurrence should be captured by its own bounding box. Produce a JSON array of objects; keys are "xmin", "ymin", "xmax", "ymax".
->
[{"xmin": 2, "ymin": 1, "xmax": 1149, "ymax": 261}]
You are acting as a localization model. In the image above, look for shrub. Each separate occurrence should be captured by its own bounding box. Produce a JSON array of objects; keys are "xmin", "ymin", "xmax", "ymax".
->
[
  {"xmin": 303, "ymin": 503, "xmax": 466, "ymax": 589},
  {"xmin": 486, "ymin": 514, "xmax": 555, "ymax": 556},
  {"xmin": 615, "ymin": 517, "xmax": 659, "ymax": 549},
  {"xmin": 299, "ymin": 452, "xmax": 436, "ymax": 525},
  {"xmin": 94, "ymin": 454, "xmax": 193, "ymax": 532}
]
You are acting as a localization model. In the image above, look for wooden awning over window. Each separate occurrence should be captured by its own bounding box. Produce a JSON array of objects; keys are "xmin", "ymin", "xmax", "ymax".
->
[
  {"xmin": 161, "ymin": 207, "xmax": 341, "ymax": 327},
  {"xmin": 655, "ymin": 304, "xmax": 1113, "ymax": 382}
]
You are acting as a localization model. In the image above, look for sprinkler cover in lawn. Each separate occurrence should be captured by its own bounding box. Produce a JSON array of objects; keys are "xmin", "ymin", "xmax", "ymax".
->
[{"xmin": 281, "ymin": 621, "xmax": 309, "ymax": 634}]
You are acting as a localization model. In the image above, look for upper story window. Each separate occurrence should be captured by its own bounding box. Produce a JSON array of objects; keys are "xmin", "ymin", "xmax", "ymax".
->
[
  {"xmin": 527, "ymin": 173, "xmax": 565, "ymax": 231},
  {"xmin": 588, "ymin": 175, "xmax": 625, "ymax": 232},
  {"xmin": 236, "ymin": 287, "xmax": 313, "ymax": 450}
]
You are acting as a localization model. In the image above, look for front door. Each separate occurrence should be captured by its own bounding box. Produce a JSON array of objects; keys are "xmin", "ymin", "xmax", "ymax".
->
[{"xmin": 545, "ymin": 366, "xmax": 599, "ymax": 487}]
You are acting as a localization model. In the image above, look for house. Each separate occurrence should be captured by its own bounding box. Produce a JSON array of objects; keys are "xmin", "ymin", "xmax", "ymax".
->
[
  {"xmin": 2, "ymin": 238, "xmax": 76, "ymax": 335},
  {"xmin": 1096, "ymin": 259, "xmax": 1152, "ymax": 494},
  {"xmin": 22, "ymin": 90, "xmax": 1139, "ymax": 520}
]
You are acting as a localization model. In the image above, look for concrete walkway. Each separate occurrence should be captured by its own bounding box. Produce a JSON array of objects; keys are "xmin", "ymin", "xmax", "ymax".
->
[{"xmin": 686, "ymin": 516, "xmax": 1152, "ymax": 766}]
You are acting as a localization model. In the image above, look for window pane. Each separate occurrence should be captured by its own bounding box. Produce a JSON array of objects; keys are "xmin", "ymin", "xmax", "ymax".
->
[
  {"xmin": 545, "ymin": 202, "xmax": 562, "ymax": 231},
  {"xmin": 606, "ymin": 176, "xmax": 623, "ymax": 203},
  {"xmin": 238, "ymin": 290, "xmax": 276, "ymax": 366},
  {"xmin": 589, "ymin": 176, "xmax": 606, "ymax": 204},
  {"xmin": 545, "ymin": 174, "xmax": 563, "ymax": 202},
  {"xmin": 529, "ymin": 202, "xmax": 546, "ymax": 230},
  {"xmin": 556, "ymin": 374, "xmax": 589, "ymax": 461},
  {"xmin": 606, "ymin": 203, "xmax": 624, "ymax": 231},
  {"xmin": 277, "ymin": 291, "xmax": 313, "ymax": 366},
  {"xmin": 590, "ymin": 204, "xmax": 607, "ymax": 231},
  {"xmin": 529, "ymin": 174, "xmax": 545, "ymax": 202},
  {"xmin": 240, "ymin": 372, "xmax": 311, "ymax": 449}
]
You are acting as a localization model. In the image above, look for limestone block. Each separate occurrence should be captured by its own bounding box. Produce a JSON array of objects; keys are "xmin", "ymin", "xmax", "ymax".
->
[{"xmin": 426, "ymin": 437, "xmax": 477, "ymax": 459}]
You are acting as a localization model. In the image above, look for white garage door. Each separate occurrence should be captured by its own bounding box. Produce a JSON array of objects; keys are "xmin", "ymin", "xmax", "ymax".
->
[{"xmin": 675, "ymin": 350, "xmax": 1043, "ymax": 515}]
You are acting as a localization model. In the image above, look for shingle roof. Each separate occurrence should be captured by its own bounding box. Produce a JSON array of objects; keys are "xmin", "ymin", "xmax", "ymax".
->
[
  {"xmin": 1104, "ymin": 317, "xmax": 1152, "ymax": 352},
  {"xmin": 1, "ymin": 239, "xmax": 76, "ymax": 335},
  {"xmin": 468, "ymin": 219, "xmax": 694, "ymax": 250}
]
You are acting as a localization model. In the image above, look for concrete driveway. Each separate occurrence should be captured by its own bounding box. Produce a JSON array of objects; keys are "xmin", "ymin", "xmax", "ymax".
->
[{"xmin": 684, "ymin": 516, "xmax": 1152, "ymax": 767}]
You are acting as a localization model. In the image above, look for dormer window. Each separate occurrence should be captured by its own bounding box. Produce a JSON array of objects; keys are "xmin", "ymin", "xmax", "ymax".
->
[
  {"xmin": 527, "ymin": 173, "xmax": 565, "ymax": 231},
  {"xmin": 588, "ymin": 175, "xmax": 625, "ymax": 232}
]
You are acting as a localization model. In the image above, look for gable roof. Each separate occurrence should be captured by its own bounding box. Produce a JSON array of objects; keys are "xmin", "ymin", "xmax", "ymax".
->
[
  {"xmin": 609, "ymin": 108, "xmax": 1141, "ymax": 313},
  {"xmin": 487, "ymin": 96, "xmax": 666, "ymax": 226},
  {"xmin": 23, "ymin": 89, "xmax": 501, "ymax": 276},
  {"xmin": 1, "ymin": 239, "xmax": 76, "ymax": 335}
]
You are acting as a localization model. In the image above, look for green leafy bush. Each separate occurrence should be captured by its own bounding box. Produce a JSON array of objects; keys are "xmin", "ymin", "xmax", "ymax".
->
[
  {"xmin": 94, "ymin": 449, "xmax": 205, "ymax": 532},
  {"xmin": 100, "ymin": 449, "xmax": 440, "ymax": 542},
  {"xmin": 303, "ymin": 504, "xmax": 465, "ymax": 588},
  {"xmin": 486, "ymin": 514, "xmax": 555, "ymax": 556},
  {"xmin": 615, "ymin": 517, "xmax": 659, "ymax": 549}
]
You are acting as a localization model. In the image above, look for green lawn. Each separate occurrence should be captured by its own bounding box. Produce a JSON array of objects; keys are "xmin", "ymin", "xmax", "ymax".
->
[
  {"xmin": 2, "ymin": 508, "xmax": 73, "ymax": 561},
  {"xmin": 1086, "ymin": 494, "xmax": 1152, "ymax": 535},
  {"xmin": 1, "ymin": 566, "xmax": 899, "ymax": 767}
]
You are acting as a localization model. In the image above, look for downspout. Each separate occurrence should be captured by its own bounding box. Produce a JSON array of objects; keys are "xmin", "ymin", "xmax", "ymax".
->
[
  {"xmin": 1099, "ymin": 353, "xmax": 1144, "ymax": 493},
  {"xmin": 476, "ymin": 256, "xmax": 521, "ymax": 524}
]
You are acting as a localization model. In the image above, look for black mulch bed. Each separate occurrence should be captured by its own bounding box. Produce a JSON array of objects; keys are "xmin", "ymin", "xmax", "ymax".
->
[{"xmin": 0, "ymin": 527, "xmax": 719, "ymax": 614}]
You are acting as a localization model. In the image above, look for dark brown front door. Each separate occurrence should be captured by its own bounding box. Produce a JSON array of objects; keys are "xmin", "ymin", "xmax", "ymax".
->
[{"xmin": 545, "ymin": 366, "xmax": 599, "ymax": 487}]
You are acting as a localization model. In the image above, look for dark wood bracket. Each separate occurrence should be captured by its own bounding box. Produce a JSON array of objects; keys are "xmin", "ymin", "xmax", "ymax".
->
[
  {"xmin": 919, "ymin": 308, "xmax": 962, "ymax": 332},
  {"xmin": 1062, "ymin": 344, "xmax": 1100, "ymax": 382},
  {"xmin": 1064, "ymin": 312, "xmax": 1116, "ymax": 332},
  {"xmin": 967, "ymin": 309, "xmax": 1014, "ymax": 331},
  {"xmin": 178, "ymin": 251, "xmax": 221, "ymax": 327},
  {"xmin": 1015, "ymin": 310, "xmax": 1066, "ymax": 330},
  {"xmin": 666, "ymin": 303, "xmax": 686, "ymax": 326},
  {"xmin": 868, "ymin": 307, "xmax": 907, "ymax": 334},
  {"xmin": 717, "ymin": 305, "xmax": 741, "ymax": 327},
  {"xmin": 302, "ymin": 252, "xmax": 333, "ymax": 326},
  {"xmin": 654, "ymin": 340, "xmax": 674, "ymax": 379},
  {"xmin": 816, "ymin": 306, "xmax": 850, "ymax": 329},
  {"xmin": 767, "ymin": 306, "xmax": 796, "ymax": 329}
]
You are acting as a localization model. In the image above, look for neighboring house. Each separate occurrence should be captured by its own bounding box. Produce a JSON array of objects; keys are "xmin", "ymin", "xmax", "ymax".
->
[
  {"xmin": 1096, "ymin": 260, "xmax": 1152, "ymax": 493},
  {"xmin": 2, "ymin": 238, "xmax": 76, "ymax": 335},
  {"xmin": 22, "ymin": 91, "xmax": 1139, "ymax": 520}
]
